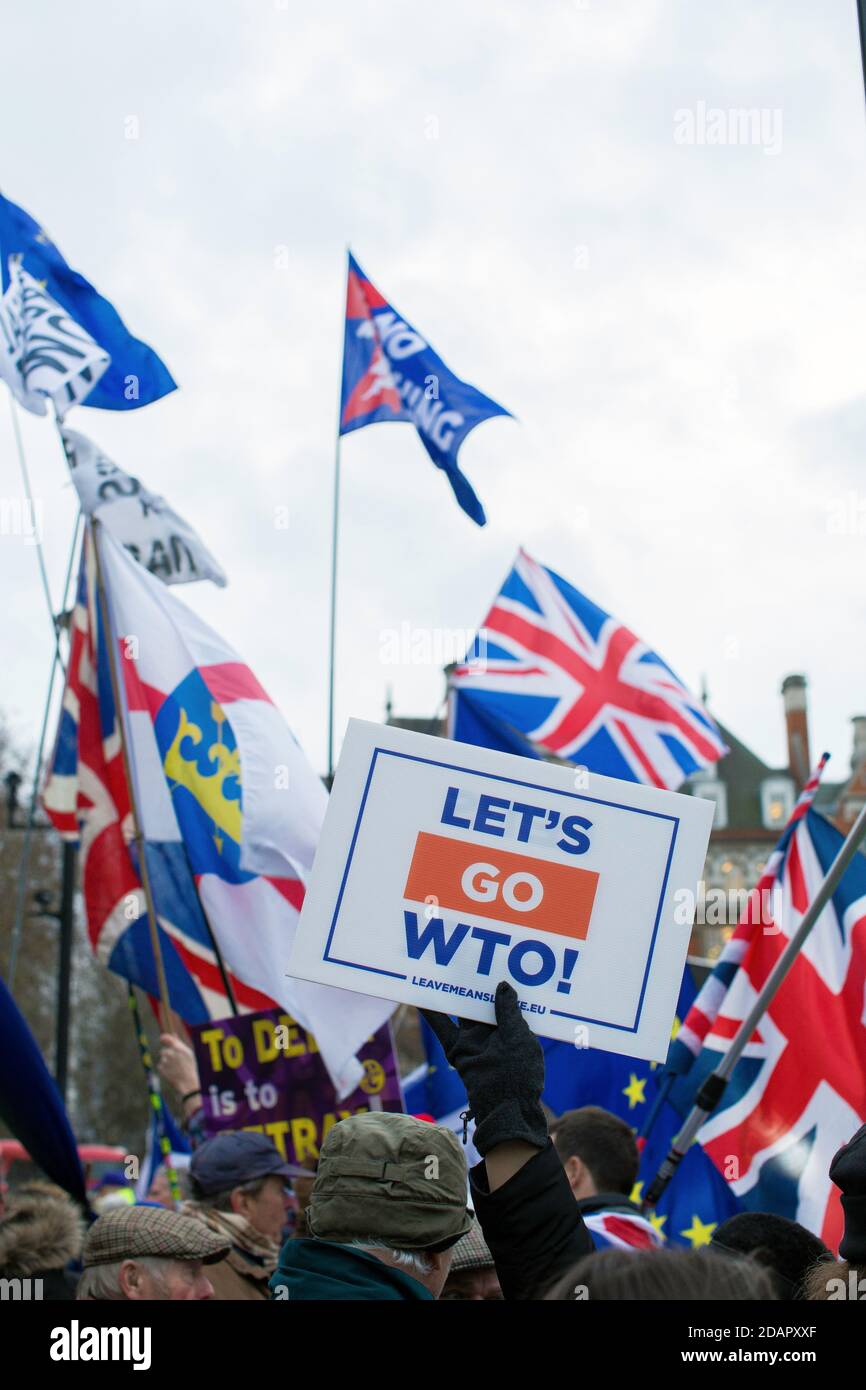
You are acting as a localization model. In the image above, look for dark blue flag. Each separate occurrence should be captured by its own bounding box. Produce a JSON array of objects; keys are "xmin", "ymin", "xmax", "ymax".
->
[
  {"xmin": 340, "ymin": 252, "xmax": 511, "ymax": 525},
  {"xmin": 0, "ymin": 974, "xmax": 86, "ymax": 1204},
  {"xmin": 405, "ymin": 969, "xmax": 739, "ymax": 1250},
  {"xmin": 0, "ymin": 190, "xmax": 176, "ymax": 410}
]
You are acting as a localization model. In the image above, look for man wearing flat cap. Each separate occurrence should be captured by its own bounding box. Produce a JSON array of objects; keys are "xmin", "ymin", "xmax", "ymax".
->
[
  {"xmin": 76, "ymin": 1205, "xmax": 230, "ymax": 1300},
  {"xmin": 182, "ymin": 1131, "xmax": 300, "ymax": 1300}
]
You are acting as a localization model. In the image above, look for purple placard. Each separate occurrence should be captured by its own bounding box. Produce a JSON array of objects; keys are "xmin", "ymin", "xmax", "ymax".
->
[{"xmin": 191, "ymin": 1010, "xmax": 404, "ymax": 1166}]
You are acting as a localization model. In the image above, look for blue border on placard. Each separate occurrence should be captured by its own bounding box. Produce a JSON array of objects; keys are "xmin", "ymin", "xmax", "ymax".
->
[{"xmin": 322, "ymin": 747, "xmax": 680, "ymax": 1034}]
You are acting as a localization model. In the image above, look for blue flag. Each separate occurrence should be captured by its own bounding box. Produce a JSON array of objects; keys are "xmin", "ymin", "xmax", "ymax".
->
[
  {"xmin": 405, "ymin": 969, "xmax": 739, "ymax": 1250},
  {"xmin": 339, "ymin": 252, "xmax": 511, "ymax": 525},
  {"xmin": 0, "ymin": 190, "xmax": 176, "ymax": 410},
  {"xmin": 0, "ymin": 974, "xmax": 86, "ymax": 1204}
]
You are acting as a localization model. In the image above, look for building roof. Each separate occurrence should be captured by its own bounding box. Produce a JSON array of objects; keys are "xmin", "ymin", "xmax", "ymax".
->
[
  {"xmin": 710, "ymin": 720, "xmax": 780, "ymax": 831},
  {"xmin": 387, "ymin": 715, "xmax": 447, "ymax": 738}
]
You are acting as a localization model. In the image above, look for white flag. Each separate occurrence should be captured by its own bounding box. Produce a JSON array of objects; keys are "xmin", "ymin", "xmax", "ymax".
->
[
  {"xmin": 0, "ymin": 257, "xmax": 109, "ymax": 416},
  {"xmin": 97, "ymin": 528, "xmax": 392, "ymax": 1097},
  {"xmin": 62, "ymin": 428, "xmax": 228, "ymax": 587}
]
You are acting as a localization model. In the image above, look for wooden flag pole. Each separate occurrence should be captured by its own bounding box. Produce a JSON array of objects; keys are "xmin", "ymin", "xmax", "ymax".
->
[
  {"xmin": 644, "ymin": 797, "xmax": 866, "ymax": 1207},
  {"xmin": 91, "ymin": 517, "xmax": 175, "ymax": 1034}
]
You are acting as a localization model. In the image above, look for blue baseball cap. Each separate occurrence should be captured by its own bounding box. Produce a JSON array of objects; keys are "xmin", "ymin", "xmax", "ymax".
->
[{"xmin": 190, "ymin": 1132, "xmax": 304, "ymax": 1196}]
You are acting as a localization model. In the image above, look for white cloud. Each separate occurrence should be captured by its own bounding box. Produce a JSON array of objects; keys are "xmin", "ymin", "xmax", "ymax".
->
[{"xmin": 1, "ymin": 0, "xmax": 865, "ymax": 785}]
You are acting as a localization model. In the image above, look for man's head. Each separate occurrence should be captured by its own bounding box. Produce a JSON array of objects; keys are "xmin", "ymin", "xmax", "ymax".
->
[
  {"xmin": 147, "ymin": 1163, "xmax": 191, "ymax": 1209},
  {"xmin": 77, "ymin": 1205, "xmax": 230, "ymax": 1301},
  {"xmin": 190, "ymin": 1133, "xmax": 297, "ymax": 1241},
  {"xmin": 308, "ymin": 1112, "xmax": 473, "ymax": 1298},
  {"xmin": 441, "ymin": 1224, "xmax": 502, "ymax": 1301},
  {"xmin": 552, "ymin": 1106, "xmax": 639, "ymax": 1200},
  {"xmin": 711, "ymin": 1212, "xmax": 832, "ymax": 1300}
]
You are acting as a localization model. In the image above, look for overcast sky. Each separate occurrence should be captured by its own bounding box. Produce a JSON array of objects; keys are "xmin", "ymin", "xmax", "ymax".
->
[{"xmin": 3, "ymin": 0, "xmax": 866, "ymax": 784}]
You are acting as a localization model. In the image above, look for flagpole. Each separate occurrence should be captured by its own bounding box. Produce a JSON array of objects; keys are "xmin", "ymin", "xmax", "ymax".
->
[
  {"xmin": 326, "ymin": 253, "xmax": 349, "ymax": 786},
  {"xmin": 91, "ymin": 517, "xmax": 175, "ymax": 1034},
  {"xmin": 857, "ymin": 0, "xmax": 866, "ymax": 107},
  {"xmin": 644, "ymin": 798, "xmax": 866, "ymax": 1207},
  {"xmin": 7, "ymin": 395, "xmax": 62, "ymax": 657},
  {"xmin": 6, "ymin": 510, "xmax": 82, "ymax": 989},
  {"xmin": 52, "ymin": 420, "xmax": 239, "ymax": 1020},
  {"xmin": 326, "ymin": 432, "xmax": 341, "ymax": 785},
  {"xmin": 128, "ymin": 986, "xmax": 183, "ymax": 1208}
]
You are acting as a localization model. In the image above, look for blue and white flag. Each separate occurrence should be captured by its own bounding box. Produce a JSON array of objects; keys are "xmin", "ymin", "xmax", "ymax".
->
[
  {"xmin": 0, "ymin": 189, "xmax": 176, "ymax": 410},
  {"xmin": 0, "ymin": 257, "xmax": 110, "ymax": 416},
  {"xmin": 340, "ymin": 252, "xmax": 511, "ymax": 525}
]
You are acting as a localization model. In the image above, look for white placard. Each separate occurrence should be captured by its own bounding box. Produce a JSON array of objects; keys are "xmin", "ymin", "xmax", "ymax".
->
[{"xmin": 288, "ymin": 720, "xmax": 714, "ymax": 1061}]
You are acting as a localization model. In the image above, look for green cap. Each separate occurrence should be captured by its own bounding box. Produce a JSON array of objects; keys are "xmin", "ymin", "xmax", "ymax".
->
[{"xmin": 308, "ymin": 1112, "xmax": 473, "ymax": 1252}]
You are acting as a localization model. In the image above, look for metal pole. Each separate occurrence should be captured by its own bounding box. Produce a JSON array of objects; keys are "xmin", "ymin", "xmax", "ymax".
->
[
  {"xmin": 645, "ymin": 800, "xmax": 866, "ymax": 1206},
  {"xmin": 7, "ymin": 510, "xmax": 82, "ymax": 987},
  {"xmin": 326, "ymin": 433, "xmax": 341, "ymax": 785},
  {"xmin": 8, "ymin": 394, "xmax": 57, "ymax": 647},
  {"xmin": 54, "ymin": 840, "xmax": 76, "ymax": 1101},
  {"xmin": 327, "ymin": 254, "xmax": 350, "ymax": 784},
  {"xmin": 857, "ymin": 0, "xmax": 866, "ymax": 104}
]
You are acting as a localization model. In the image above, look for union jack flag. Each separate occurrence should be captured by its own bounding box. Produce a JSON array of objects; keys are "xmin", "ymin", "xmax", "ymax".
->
[
  {"xmin": 449, "ymin": 549, "xmax": 727, "ymax": 790},
  {"xmin": 672, "ymin": 806, "xmax": 866, "ymax": 1250},
  {"xmin": 42, "ymin": 532, "xmax": 271, "ymax": 1022},
  {"xmin": 581, "ymin": 1202, "xmax": 664, "ymax": 1252},
  {"xmin": 668, "ymin": 754, "xmax": 829, "ymax": 1070}
]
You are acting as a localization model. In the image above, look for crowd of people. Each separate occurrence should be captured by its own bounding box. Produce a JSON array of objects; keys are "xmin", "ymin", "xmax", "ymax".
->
[{"xmin": 1, "ymin": 981, "xmax": 864, "ymax": 1301}]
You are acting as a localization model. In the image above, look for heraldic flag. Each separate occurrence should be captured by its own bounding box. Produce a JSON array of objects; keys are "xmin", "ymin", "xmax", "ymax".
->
[
  {"xmin": 44, "ymin": 527, "xmax": 392, "ymax": 1097},
  {"xmin": 340, "ymin": 252, "xmax": 511, "ymax": 526}
]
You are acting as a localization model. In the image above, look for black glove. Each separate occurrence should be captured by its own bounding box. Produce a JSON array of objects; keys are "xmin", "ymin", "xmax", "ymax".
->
[
  {"xmin": 422, "ymin": 981, "xmax": 547, "ymax": 1156},
  {"xmin": 829, "ymin": 1122, "xmax": 866, "ymax": 1263}
]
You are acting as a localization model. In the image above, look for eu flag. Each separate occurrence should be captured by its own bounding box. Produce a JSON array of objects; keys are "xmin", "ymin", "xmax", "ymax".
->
[
  {"xmin": 406, "ymin": 970, "xmax": 739, "ymax": 1249},
  {"xmin": 0, "ymin": 190, "xmax": 176, "ymax": 410}
]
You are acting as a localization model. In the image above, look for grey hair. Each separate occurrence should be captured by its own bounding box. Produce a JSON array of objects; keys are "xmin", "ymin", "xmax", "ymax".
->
[
  {"xmin": 76, "ymin": 1255, "xmax": 175, "ymax": 1301},
  {"xmin": 192, "ymin": 1175, "xmax": 269, "ymax": 1213},
  {"xmin": 350, "ymin": 1239, "xmax": 434, "ymax": 1279}
]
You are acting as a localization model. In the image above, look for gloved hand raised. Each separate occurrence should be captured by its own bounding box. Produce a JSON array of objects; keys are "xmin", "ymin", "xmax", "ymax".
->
[
  {"xmin": 422, "ymin": 981, "xmax": 548, "ymax": 1157},
  {"xmin": 830, "ymin": 1121, "xmax": 866, "ymax": 1263}
]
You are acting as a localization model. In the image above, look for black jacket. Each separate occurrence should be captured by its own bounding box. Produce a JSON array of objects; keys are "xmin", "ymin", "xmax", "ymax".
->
[{"xmin": 470, "ymin": 1141, "xmax": 593, "ymax": 1299}]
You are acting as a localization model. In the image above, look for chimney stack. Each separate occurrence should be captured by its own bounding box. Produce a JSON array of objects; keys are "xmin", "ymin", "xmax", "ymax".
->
[
  {"xmin": 851, "ymin": 716, "xmax": 866, "ymax": 774},
  {"xmin": 781, "ymin": 674, "xmax": 810, "ymax": 789}
]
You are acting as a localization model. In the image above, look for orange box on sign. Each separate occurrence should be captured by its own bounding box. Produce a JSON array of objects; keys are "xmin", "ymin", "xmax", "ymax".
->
[{"xmin": 403, "ymin": 831, "xmax": 599, "ymax": 940}]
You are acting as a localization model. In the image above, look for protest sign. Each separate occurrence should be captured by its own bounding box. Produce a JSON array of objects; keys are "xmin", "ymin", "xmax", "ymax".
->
[
  {"xmin": 288, "ymin": 720, "xmax": 715, "ymax": 1061},
  {"xmin": 190, "ymin": 1009, "xmax": 404, "ymax": 1164}
]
